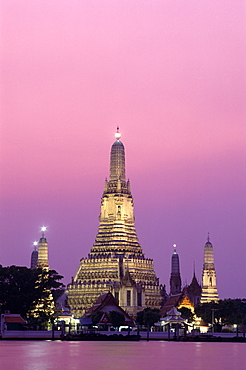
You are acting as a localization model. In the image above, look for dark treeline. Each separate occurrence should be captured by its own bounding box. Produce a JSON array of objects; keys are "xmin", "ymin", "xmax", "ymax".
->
[
  {"xmin": 0, "ymin": 265, "xmax": 64, "ymax": 324},
  {"xmin": 195, "ymin": 299, "xmax": 246, "ymax": 330}
]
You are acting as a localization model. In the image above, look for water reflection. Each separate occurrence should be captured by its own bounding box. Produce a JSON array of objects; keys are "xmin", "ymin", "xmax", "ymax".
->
[{"xmin": 0, "ymin": 341, "xmax": 245, "ymax": 370}]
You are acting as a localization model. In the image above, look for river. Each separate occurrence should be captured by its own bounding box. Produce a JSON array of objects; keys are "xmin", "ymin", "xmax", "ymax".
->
[{"xmin": 0, "ymin": 340, "xmax": 245, "ymax": 369}]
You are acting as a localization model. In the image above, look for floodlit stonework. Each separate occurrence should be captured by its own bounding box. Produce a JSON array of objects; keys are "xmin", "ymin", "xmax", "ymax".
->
[
  {"xmin": 36, "ymin": 228, "xmax": 49, "ymax": 270},
  {"xmin": 200, "ymin": 235, "xmax": 219, "ymax": 303},
  {"xmin": 68, "ymin": 129, "xmax": 164, "ymax": 317}
]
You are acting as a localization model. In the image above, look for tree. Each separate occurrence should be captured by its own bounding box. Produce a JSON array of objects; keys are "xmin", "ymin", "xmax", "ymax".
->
[
  {"xmin": 0, "ymin": 265, "xmax": 64, "ymax": 322},
  {"xmin": 136, "ymin": 308, "xmax": 161, "ymax": 327},
  {"xmin": 218, "ymin": 299, "xmax": 246, "ymax": 329},
  {"xmin": 195, "ymin": 301, "xmax": 219, "ymax": 325},
  {"xmin": 28, "ymin": 269, "xmax": 64, "ymax": 327},
  {"xmin": 108, "ymin": 311, "xmax": 125, "ymax": 328},
  {"xmin": 91, "ymin": 310, "xmax": 104, "ymax": 325},
  {"xmin": 195, "ymin": 299, "xmax": 246, "ymax": 330},
  {"xmin": 178, "ymin": 307, "xmax": 195, "ymax": 323}
]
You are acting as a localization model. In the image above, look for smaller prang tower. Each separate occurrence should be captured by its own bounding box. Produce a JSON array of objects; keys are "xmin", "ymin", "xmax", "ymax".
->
[
  {"xmin": 200, "ymin": 234, "xmax": 219, "ymax": 303},
  {"xmin": 30, "ymin": 241, "xmax": 38, "ymax": 269},
  {"xmin": 36, "ymin": 227, "xmax": 49, "ymax": 270},
  {"xmin": 170, "ymin": 244, "xmax": 182, "ymax": 295}
]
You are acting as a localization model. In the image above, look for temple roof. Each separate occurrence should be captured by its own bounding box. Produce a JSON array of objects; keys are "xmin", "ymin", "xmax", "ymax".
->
[
  {"xmin": 3, "ymin": 314, "xmax": 26, "ymax": 323},
  {"xmin": 160, "ymin": 293, "xmax": 183, "ymax": 316},
  {"xmin": 84, "ymin": 292, "xmax": 133, "ymax": 325},
  {"xmin": 121, "ymin": 269, "xmax": 136, "ymax": 287},
  {"xmin": 187, "ymin": 273, "xmax": 202, "ymax": 296},
  {"xmin": 161, "ymin": 307, "xmax": 186, "ymax": 323}
]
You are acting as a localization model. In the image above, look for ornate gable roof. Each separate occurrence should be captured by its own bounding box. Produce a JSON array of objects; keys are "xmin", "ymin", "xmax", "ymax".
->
[
  {"xmin": 121, "ymin": 269, "xmax": 136, "ymax": 287},
  {"xmin": 84, "ymin": 292, "xmax": 133, "ymax": 325}
]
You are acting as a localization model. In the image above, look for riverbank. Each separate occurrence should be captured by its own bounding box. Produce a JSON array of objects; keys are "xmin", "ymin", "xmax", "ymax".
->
[{"xmin": 1, "ymin": 330, "xmax": 245, "ymax": 342}]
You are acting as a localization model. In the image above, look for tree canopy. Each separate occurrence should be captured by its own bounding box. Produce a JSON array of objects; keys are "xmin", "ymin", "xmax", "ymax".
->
[
  {"xmin": 91, "ymin": 310, "xmax": 104, "ymax": 325},
  {"xmin": 178, "ymin": 307, "xmax": 195, "ymax": 323},
  {"xmin": 136, "ymin": 308, "xmax": 161, "ymax": 327},
  {"xmin": 195, "ymin": 299, "xmax": 246, "ymax": 327},
  {"xmin": 108, "ymin": 310, "xmax": 125, "ymax": 328},
  {"xmin": 0, "ymin": 265, "xmax": 64, "ymax": 321}
]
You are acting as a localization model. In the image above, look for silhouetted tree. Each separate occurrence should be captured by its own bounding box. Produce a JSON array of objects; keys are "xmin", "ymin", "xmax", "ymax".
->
[
  {"xmin": 91, "ymin": 310, "xmax": 104, "ymax": 325},
  {"xmin": 0, "ymin": 265, "xmax": 64, "ymax": 321},
  {"xmin": 136, "ymin": 308, "xmax": 161, "ymax": 327},
  {"xmin": 108, "ymin": 311, "xmax": 125, "ymax": 328},
  {"xmin": 178, "ymin": 307, "xmax": 195, "ymax": 323},
  {"xmin": 195, "ymin": 301, "xmax": 219, "ymax": 325},
  {"xmin": 195, "ymin": 299, "xmax": 246, "ymax": 331}
]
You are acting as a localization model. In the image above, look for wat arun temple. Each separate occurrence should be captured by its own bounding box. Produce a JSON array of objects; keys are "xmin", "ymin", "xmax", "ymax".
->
[{"xmin": 67, "ymin": 129, "xmax": 166, "ymax": 317}]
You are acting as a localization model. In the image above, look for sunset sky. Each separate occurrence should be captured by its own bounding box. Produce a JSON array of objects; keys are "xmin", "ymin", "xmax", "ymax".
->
[{"xmin": 0, "ymin": 1, "xmax": 245, "ymax": 299}]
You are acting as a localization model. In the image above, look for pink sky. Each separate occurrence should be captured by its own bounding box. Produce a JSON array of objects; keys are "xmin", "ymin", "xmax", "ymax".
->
[{"xmin": 1, "ymin": 1, "xmax": 245, "ymax": 299}]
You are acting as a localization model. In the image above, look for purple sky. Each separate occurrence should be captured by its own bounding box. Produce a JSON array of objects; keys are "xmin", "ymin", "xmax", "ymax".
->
[{"xmin": 1, "ymin": 1, "xmax": 245, "ymax": 299}]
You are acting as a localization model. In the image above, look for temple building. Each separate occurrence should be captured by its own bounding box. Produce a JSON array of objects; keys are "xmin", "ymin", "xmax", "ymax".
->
[
  {"xmin": 161, "ymin": 245, "xmax": 201, "ymax": 316},
  {"xmin": 170, "ymin": 244, "xmax": 182, "ymax": 295},
  {"xmin": 36, "ymin": 227, "xmax": 49, "ymax": 270},
  {"xmin": 30, "ymin": 242, "xmax": 38, "ymax": 269},
  {"xmin": 186, "ymin": 270, "xmax": 202, "ymax": 306},
  {"xmin": 67, "ymin": 128, "xmax": 164, "ymax": 318},
  {"xmin": 200, "ymin": 234, "xmax": 219, "ymax": 303}
]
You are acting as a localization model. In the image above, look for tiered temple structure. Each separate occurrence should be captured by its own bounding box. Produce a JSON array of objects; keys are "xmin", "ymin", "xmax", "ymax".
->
[
  {"xmin": 67, "ymin": 128, "xmax": 164, "ymax": 317},
  {"xmin": 36, "ymin": 227, "xmax": 49, "ymax": 270},
  {"xmin": 200, "ymin": 234, "xmax": 219, "ymax": 303}
]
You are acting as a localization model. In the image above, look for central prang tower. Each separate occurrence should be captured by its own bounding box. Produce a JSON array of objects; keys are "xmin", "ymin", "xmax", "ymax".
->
[{"xmin": 68, "ymin": 128, "xmax": 164, "ymax": 317}]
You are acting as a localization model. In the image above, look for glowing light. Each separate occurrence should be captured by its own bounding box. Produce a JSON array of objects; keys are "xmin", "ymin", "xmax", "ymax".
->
[
  {"xmin": 41, "ymin": 226, "xmax": 47, "ymax": 237},
  {"xmin": 173, "ymin": 244, "xmax": 177, "ymax": 253},
  {"xmin": 33, "ymin": 241, "xmax": 38, "ymax": 246},
  {"xmin": 115, "ymin": 126, "xmax": 121, "ymax": 140}
]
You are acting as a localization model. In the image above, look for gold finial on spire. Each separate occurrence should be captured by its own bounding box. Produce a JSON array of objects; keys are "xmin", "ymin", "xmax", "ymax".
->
[
  {"xmin": 115, "ymin": 126, "xmax": 121, "ymax": 140},
  {"xmin": 207, "ymin": 232, "xmax": 210, "ymax": 242}
]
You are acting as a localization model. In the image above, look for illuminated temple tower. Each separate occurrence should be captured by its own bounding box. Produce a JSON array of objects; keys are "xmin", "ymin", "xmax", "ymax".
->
[
  {"xmin": 200, "ymin": 234, "xmax": 219, "ymax": 303},
  {"xmin": 31, "ymin": 227, "xmax": 55, "ymax": 320},
  {"xmin": 36, "ymin": 227, "xmax": 49, "ymax": 270},
  {"xmin": 68, "ymin": 128, "xmax": 164, "ymax": 317}
]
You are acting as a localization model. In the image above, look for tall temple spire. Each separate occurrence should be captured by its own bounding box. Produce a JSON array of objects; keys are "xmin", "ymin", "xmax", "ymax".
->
[
  {"xmin": 200, "ymin": 235, "xmax": 219, "ymax": 303},
  {"xmin": 36, "ymin": 226, "xmax": 49, "ymax": 270},
  {"xmin": 170, "ymin": 244, "xmax": 182, "ymax": 295},
  {"xmin": 92, "ymin": 129, "xmax": 141, "ymax": 255},
  {"xmin": 30, "ymin": 241, "xmax": 38, "ymax": 269},
  {"xmin": 109, "ymin": 127, "xmax": 126, "ymax": 182},
  {"xmin": 68, "ymin": 129, "xmax": 163, "ymax": 317}
]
